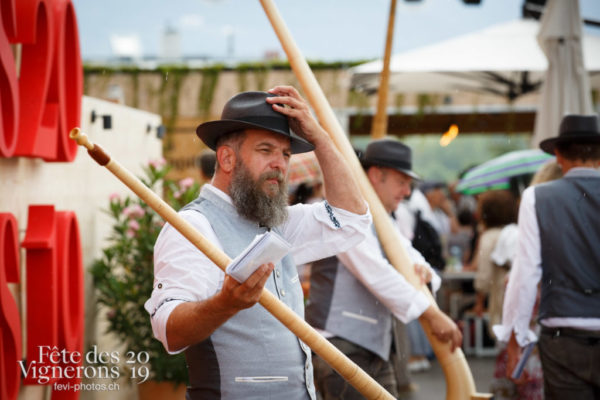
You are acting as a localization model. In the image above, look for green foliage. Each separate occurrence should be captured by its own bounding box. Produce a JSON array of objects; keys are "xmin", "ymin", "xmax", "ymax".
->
[
  {"xmin": 347, "ymin": 89, "xmax": 370, "ymax": 131},
  {"xmin": 158, "ymin": 67, "xmax": 189, "ymax": 133},
  {"xmin": 82, "ymin": 59, "xmax": 370, "ymax": 76},
  {"xmin": 416, "ymin": 93, "xmax": 440, "ymax": 115},
  {"xmin": 394, "ymin": 94, "xmax": 405, "ymax": 113},
  {"xmin": 198, "ymin": 66, "xmax": 223, "ymax": 118},
  {"xmin": 91, "ymin": 160, "xmax": 200, "ymax": 384}
]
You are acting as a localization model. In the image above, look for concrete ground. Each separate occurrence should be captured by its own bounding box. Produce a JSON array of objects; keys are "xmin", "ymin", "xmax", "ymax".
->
[{"xmin": 400, "ymin": 356, "xmax": 496, "ymax": 399}]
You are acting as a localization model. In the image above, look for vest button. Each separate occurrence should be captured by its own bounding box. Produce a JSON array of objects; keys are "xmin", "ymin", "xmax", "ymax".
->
[
  {"xmin": 276, "ymin": 269, "xmax": 281, "ymax": 278},
  {"xmin": 280, "ymin": 289, "xmax": 286, "ymax": 297}
]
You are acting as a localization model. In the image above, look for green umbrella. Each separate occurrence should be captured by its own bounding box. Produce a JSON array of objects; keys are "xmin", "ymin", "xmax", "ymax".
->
[{"xmin": 456, "ymin": 149, "xmax": 554, "ymax": 195}]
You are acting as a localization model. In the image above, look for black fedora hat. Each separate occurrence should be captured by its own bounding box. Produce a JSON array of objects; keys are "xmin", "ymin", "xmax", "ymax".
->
[
  {"xmin": 419, "ymin": 180, "xmax": 446, "ymax": 193},
  {"xmin": 539, "ymin": 114, "xmax": 600, "ymax": 154},
  {"xmin": 196, "ymin": 91, "xmax": 314, "ymax": 154},
  {"xmin": 361, "ymin": 138, "xmax": 420, "ymax": 180}
]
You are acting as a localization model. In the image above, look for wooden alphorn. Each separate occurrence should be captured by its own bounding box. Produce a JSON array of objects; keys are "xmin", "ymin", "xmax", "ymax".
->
[
  {"xmin": 69, "ymin": 128, "xmax": 394, "ymax": 400},
  {"xmin": 259, "ymin": 1, "xmax": 491, "ymax": 399}
]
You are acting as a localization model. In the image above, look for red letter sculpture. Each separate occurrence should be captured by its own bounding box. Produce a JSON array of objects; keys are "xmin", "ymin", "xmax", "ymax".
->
[{"xmin": 0, "ymin": 213, "xmax": 22, "ymax": 400}]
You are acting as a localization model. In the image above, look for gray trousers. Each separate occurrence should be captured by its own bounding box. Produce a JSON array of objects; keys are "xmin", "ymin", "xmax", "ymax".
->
[
  {"xmin": 391, "ymin": 317, "xmax": 412, "ymax": 387},
  {"xmin": 538, "ymin": 328, "xmax": 600, "ymax": 400},
  {"xmin": 313, "ymin": 337, "xmax": 399, "ymax": 400}
]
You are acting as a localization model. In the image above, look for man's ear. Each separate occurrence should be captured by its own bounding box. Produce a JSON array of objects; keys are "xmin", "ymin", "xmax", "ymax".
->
[
  {"xmin": 216, "ymin": 146, "xmax": 236, "ymax": 173},
  {"xmin": 554, "ymin": 148, "xmax": 567, "ymax": 169},
  {"xmin": 366, "ymin": 166, "xmax": 380, "ymax": 186}
]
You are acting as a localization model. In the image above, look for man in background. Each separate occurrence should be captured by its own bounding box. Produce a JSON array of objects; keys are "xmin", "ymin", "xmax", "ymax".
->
[
  {"xmin": 196, "ymin": 149, "xmax": 216, "ymax": 183},
  {"xmin": 307, "ymin": 138, "xmax": 462, "ymax": 399},
  {"xmin": 495, "ymin": 114, "xmax": 600, "ymax": 399}
]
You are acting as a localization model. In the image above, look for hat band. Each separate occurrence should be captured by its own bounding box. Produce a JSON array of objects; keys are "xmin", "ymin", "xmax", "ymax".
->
[
  {"xmin": 395, "ymin": 160, "xmax": 411, "ymax": 171},
  {"xmin": 231, "ymin": 115, "xmax": 289, "ymax": 134},
  {"xmin": 366, "ymin": 158, "xmax": 412, "ymax": 172},
  {"xmin": 559, "ymin": 131, "xmax": 600, "ymax": 139}
]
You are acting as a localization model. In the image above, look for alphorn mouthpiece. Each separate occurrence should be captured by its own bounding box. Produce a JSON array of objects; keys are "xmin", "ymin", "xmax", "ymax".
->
[
  {"xmin": 69, "ymin": 128, "xmax": 94, "ymax": 150},
  {"xmin": 69, "ymin": 127, "xmax": 111, "ymax": 166}
]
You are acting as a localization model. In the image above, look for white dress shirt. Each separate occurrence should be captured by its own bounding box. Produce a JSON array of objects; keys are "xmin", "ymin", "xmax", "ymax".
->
[
  {"xmin": 145, "ymin": 184, "xmax": 372, "ymax": 353},
  {"xmin": 490, "ymin": 223, "xmax": 518, "ymax": 267},
  {"xmin": 337, "ymin": 218, "xmax": 439, "ymax": 324},
  {"xmin": 394, "ymin": 189, "xmax": 432, "ymax": 240},
  {"xmin": 493, "ymin": 168, "xmax": 600, "ymax": 347}
]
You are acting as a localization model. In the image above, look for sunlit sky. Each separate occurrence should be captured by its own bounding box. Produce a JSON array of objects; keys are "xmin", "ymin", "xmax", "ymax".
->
[{"xmin": 73, "ymin": 0, "xmax": 600, "ymax": 62}]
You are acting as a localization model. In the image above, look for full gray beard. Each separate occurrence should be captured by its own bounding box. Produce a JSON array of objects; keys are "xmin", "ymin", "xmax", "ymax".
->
[{"xmin": 229, "ymin": 160, "xmax": 289, "ymax": 228}]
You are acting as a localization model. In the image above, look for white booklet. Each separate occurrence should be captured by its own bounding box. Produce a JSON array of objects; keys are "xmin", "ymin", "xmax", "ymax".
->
[{"xmin": 226, "ymin": 231, "xmax": 292, "ymax": 283}]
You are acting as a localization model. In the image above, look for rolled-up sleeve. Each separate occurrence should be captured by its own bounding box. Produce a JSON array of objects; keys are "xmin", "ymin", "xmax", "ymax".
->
[
  {"xmin": 338, "ymin": 230, "xmax": 431, "ymax": 323},
  {"xmin": 144, "ymin": 210, "xmax": 224, "ymax": 354},
  {"xmin": 285, "ymin": 200, "xmax": 371, "ymax": 265}
]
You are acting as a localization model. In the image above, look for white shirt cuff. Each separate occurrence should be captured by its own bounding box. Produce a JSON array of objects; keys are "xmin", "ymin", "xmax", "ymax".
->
[
  {"xmin": 145, "ymin": 297, "xmax": 190, "ymax": 354},
  {"xmin": 402, "ymin": 291, "xmax": 431, "ymax": 323},
  {"xmin": 492, "ymin": 324, "xmax": 538, "ymax": 346}
]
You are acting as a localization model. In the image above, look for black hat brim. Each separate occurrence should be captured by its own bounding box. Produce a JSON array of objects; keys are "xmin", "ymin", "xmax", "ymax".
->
[
  {"xmin": 539, "ymin": 134, "xmax": 600, "ymax": 154},
  {"xmin": 196, "ymin": 119, "xmax": 314, "ymax": 154}
]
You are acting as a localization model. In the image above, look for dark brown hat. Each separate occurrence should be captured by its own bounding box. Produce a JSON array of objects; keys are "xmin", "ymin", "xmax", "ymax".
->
[
  {"xmin": 539, "ymin": 114, "xmax": 600, "ymax": 154},
  {"xmin": 361, "ymin": 138, "xmax": 420, "ymax": 180},
  {"xmin": 195, "ymin": 91, "xmax": 314, "ymax": 154}
]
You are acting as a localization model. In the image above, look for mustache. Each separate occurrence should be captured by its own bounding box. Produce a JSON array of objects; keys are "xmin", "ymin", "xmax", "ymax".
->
[{"xmin": 258, "ymin": 170, "xmax": 285, "ymax": 184}]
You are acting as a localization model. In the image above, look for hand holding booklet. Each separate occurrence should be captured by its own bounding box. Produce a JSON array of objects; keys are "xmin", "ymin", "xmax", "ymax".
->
[
  {"xmin": 511, "ymin": 342, "xmax": 536, "ymax": 380},
  {"xmin": 226, "ymin": 231, "xmax": 292, "ymax": 283}
]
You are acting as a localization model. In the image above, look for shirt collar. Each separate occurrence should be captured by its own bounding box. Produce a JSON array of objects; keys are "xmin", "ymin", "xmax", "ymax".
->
[
  {"xmin": 200, "ymin": 183, "xmax": 234, "ymax": 205},
  {"xmin": 565, "ymin": 167, "xmax": 600, "ymax": 178}
]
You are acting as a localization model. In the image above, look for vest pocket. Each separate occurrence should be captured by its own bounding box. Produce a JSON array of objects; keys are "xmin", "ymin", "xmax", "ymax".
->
[
  {"xmin": 234, "ymin": 376, "xmax": 289, "ymax": 383},
  {"xmin": 341, "ymin": 310, "xmax": 378, "ymax": 325}
]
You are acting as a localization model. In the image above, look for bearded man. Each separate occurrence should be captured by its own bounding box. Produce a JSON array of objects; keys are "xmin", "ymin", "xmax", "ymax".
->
[{"xmin": 145, "ymin": 86, "xmax": 370, "ymax": 400}]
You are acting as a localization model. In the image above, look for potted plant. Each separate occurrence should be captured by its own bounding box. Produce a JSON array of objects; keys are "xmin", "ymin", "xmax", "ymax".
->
[{"xmin": 91, "ymin": 159, "xmax": 199, "ymax": 398}]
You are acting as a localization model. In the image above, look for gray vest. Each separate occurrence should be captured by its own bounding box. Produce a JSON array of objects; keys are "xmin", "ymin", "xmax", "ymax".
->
[
  {"xmin": 306, "ymin": 226, "xmax": 393, "ymax": 361},
  {"xmin": 535, "ymin": 170, "xmax": 600, "ymax": 320},
  {"xmin": 182, "ymin": 188, "xmax": 315, "ymax": 400}
]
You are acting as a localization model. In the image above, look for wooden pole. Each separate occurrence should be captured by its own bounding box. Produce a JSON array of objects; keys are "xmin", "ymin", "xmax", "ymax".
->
[
  {"xmin": 370, "ymin": 0, "xmax": 397, "ymax": 139},
  {"xmin": 69, "ymin": 129, "xmax": 394, "ymax": 400},
  {"xmin": 258, "ymin": 1, "xmax": 488, "ymax": 399}
]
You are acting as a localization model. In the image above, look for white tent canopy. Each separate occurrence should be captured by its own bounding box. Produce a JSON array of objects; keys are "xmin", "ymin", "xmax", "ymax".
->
[{"xmin": 351, "ymin": 19, "xmax": 600, "ymax": 99}]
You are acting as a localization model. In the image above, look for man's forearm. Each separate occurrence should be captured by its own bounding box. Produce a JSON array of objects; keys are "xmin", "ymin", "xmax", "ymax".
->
[
  {"xmin": 166, "ymin": 292, "xmax": 237, "ymax": 352},
  {"xmin": 165, "ymin": 265, "xmax": 273, "ymax": 352},
  {"xmin": 313, "ymin": 133, "xmax": 366, "ymax": 214}
]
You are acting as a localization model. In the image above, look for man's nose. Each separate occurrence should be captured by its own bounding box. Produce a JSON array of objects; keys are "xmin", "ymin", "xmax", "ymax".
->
[{"xmin": 269, "ymin": 152, "xmax": 288, "ymax": 173}]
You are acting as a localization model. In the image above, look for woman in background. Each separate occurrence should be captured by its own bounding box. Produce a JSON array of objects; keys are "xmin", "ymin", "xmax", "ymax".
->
[{"xmin": 490, "ymin": 160, "xmax": 562, "ymax": 400}]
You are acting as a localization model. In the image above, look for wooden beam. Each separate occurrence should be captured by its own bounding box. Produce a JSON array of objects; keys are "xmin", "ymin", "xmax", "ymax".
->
[{"xmin": 351, "ymin": 112, "xmax": 536, "ymax": 135}]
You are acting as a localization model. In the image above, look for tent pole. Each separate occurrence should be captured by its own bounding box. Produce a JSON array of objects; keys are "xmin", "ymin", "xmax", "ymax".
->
[{"xmin": 371, "ymin": 0, "xmax": 397, "ymax": 139}]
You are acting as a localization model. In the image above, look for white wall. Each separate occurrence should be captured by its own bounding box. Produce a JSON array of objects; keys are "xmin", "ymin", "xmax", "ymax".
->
[{"xmin": 1, "ymin": 96, "xmax": 162, "ymax": 400}]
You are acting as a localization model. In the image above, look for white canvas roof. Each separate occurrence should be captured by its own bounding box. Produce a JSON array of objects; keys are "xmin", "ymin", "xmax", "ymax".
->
[{"xmin": 351, "ymin": 19, "xmax": 600, "ymax": 96}]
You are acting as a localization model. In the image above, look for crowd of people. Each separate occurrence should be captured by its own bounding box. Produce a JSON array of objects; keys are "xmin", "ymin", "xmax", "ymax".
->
[{"xmin": 144, "ymin": 87, "xmax": 600, "ymax": 399}]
